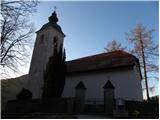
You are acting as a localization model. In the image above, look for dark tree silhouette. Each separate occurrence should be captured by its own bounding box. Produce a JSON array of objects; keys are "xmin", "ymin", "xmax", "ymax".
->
[
  {"xmin": 42, "ymin": 45, "xmax": 66, "ymax": 98},
  {"xmin": 16, "ymin": 88, "xmax": 32, "ymax": 100},
  {"xmin": 0, "ymin": 0, "xmax": 38, "ymax": 77},
  {"xmin": 104, "ymin": 40, "xmax": 126, "ymax": 52}
]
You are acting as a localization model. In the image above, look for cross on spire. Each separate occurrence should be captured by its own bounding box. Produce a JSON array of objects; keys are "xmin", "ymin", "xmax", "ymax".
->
[
  {"xmin": 54, "ymin": 6, "xmax": 57, "ymax": 12},
  {"xmin": 48, "ymin": 7, "xmax": 58, "ymax": 23}
]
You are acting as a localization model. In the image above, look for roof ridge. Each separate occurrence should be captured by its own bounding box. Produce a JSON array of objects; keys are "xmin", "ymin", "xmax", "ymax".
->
[
  {"xmin": 67, "ymin": 50, "xmax": 133, "ymax": 62},
  {"xmin": 66, "ymin": 50, "xmax": 141, "ymax": 76}
]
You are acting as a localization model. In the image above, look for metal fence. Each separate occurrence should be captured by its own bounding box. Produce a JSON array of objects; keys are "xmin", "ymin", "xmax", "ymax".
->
[{"xmin": 85, "ymin": 98, "xmax": 104, "ymax": 105}]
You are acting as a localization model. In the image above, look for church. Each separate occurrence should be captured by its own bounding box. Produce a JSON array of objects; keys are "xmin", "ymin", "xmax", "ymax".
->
[
  {"xmin": 1, "ymin": 11, "xmax": 143, "ymax": 111},
  {"xmin": 26, "ymin": 11, "xmax": 143, "ymax": 102}
]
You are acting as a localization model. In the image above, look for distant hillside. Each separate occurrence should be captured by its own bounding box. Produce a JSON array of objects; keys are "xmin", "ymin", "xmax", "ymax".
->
[{"xmin": 1, "ymin": 74, "xmax": 28, "ymax": 110}]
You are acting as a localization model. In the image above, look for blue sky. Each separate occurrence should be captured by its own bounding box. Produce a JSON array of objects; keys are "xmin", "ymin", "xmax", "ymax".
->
[
  {"xmin": 25, "ymin": 1, "xmax": 159, "ymax": 98},
  {"xmin": 31, "ymin": 1, "xmax": 158, "ymax": 61}
]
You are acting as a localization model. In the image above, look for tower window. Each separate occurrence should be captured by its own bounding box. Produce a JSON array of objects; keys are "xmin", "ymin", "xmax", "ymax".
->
[
  {"xmin": 39, "ymin": 34, "xmax": 44, "ymax": 44},
  {"xmin": 53, "ymin": 36, "xmax": 58, "ymax": 48}
]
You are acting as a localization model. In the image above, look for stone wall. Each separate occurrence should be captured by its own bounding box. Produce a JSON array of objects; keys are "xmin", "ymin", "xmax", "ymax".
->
[
  {"xmin": 1, "ymin": 75, "xmax": 28, "ymax": 110},
  {"xmin": 2, "ymin": 98, "xmax": 74, "ymax": 119}
]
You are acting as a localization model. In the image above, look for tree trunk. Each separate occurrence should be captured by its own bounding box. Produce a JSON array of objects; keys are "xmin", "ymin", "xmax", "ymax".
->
[{"xmin": 139, "ymin": 32, "xmax": 150, "ymax": 100}]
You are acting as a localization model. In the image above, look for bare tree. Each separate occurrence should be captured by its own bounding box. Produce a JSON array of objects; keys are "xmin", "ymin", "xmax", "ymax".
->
[
  {"xmin": 104, "ymin": 40, "xmax": 126, "ymax": 52},
  {"xmin": 126, "ymin": 24, "xmax": 158, "ymax": 100},
  {"xmin": 0, "ymin": 0, "xmax": 38, "ymax": 78}
]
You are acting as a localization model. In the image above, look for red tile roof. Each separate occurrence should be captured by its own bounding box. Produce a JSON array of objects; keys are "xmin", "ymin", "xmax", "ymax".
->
[{"xmin": 66, "ymin": 50, "xmax": 140, "ymax": 74}]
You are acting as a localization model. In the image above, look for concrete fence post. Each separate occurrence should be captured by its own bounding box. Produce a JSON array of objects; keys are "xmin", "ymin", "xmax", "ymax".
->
[
  {"xmin": 67, "ymin": 98, "xmax": 74, "ymax": 114},
  {"xmin": 103, "ymin": 80, "xmax": 115, "ymax": 116},
  {"xmin": 74, "ymin": 81, "xmax": 86, "ymax": 113}
]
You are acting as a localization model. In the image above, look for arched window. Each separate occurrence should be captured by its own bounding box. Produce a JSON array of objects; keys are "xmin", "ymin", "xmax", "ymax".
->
[
  {"xmin": 53, "ymin": 36, "xmax": 58, "ymax": 48},
  {"xmin": 39, "ymin": 34, "xmax": 44, "ymax": 44}
]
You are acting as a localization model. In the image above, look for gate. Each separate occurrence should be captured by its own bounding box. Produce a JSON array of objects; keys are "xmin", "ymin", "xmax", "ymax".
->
[{"xmin": 85, "ymin": 98, "xmax": 104, "ymax": 114}]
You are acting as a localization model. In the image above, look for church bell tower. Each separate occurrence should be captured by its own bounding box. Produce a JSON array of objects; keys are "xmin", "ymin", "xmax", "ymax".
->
[{"xmin": 27, "ymin": 11, "xmax": 65, "ymax": 98}]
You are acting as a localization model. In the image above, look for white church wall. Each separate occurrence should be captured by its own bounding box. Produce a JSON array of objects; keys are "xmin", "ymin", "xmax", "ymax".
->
[
  {"xmin": 133, "ymin": 65, "xmax": 144, "ymax": 100},
  {"xmin": 62, "ymin": 66, "xmax": 143, "ymax": 102}
]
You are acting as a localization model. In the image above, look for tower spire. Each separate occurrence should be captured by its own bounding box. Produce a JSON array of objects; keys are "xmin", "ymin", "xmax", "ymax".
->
[{"xmin": 48, "ymin": 8, "xmax": 58, "ymax": 24}]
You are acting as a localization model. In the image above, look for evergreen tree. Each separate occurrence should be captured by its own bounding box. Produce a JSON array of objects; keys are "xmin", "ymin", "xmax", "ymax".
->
[{"xmin": 42, "ymin": 44, "xmax": 66, "ymax": 98}]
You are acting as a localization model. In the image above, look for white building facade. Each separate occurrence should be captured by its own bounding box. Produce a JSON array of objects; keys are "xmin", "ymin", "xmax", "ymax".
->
[{"xmin": 63, "ymin": 66, "xmax": 143, "ymax": 102}]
